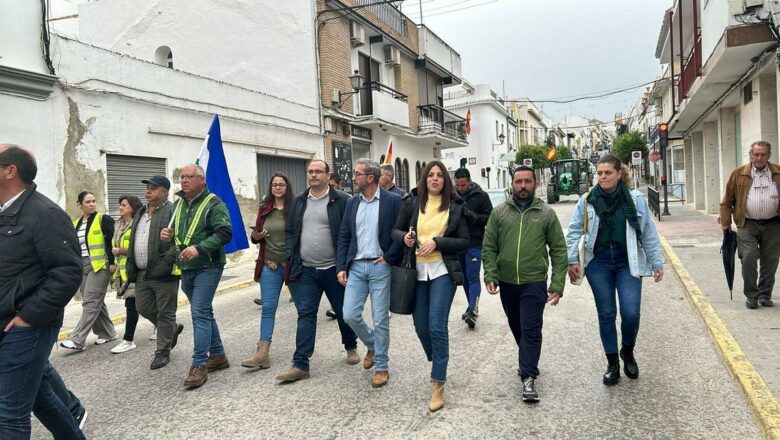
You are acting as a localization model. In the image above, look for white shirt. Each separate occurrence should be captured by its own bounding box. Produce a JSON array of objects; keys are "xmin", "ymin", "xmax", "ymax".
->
[
  {"xmin": 0, "ymin": 189, "xmax": 25, "ymax": 212},
  {"xmin": 746, "ymin": 165, "xmax": 780, "ymax": 220}
]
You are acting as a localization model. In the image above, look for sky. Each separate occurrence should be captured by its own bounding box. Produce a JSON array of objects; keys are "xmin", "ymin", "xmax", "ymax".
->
[{"xmin": 400, "ymin": 0, "xmax": 673, "ymax": 124}]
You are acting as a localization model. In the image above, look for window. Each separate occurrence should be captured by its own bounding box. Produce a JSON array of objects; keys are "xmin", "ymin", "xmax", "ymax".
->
[
  {"xmin": 155, "ymin": 46, "xmax": 173, "ymax": 68},
  {"xmin": 395, "ymin": 158, "xmax": 403, "ymax": 190},
  {"xmin": 402, "ymin": 159, "xmax": 410, "ymax": 191},
  {"xmin": 415, "ymin": 161, "xmax": 422, "ymax": 186},
  {"xmin": 743, "ymin": 81, "xmax": 753, "ymax": 105}
]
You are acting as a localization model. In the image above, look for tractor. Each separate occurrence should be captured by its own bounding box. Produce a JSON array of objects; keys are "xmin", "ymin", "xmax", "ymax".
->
[{"xmin": 546, "ymin": 159, "xmax": 592, "ymax": 204}]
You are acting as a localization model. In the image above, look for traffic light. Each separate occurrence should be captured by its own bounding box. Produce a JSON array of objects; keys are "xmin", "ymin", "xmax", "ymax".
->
[
  {"xmin": 486, "ymin": 167, "xmax": 491, "ymax": 173},
  {"xmin": 481, "ymin": 168, "xmax": 486, "ymax": 177},
  {"xmin": 459, "ymin": 158, "xmax": 467, "ymax": 168},
  {"xmin": 658, "ymin": 123, "xmax": 668, "ymax": 148}
]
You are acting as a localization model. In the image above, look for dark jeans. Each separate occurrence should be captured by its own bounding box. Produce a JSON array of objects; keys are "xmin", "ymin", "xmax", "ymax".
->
[
  {"xmin": 289, "ymin": 266, "xmax": 358, "ymax": 371},
  {"xmin": 35, "ymin": 362, "xmax": 85, "ymax": 440},
  {"xmin": 458, "ymin": 247, "xmax": 483, "ymax": 312},
  {"xmin": 123, "ymin": 297, "xmax": 138, "ymax": 342},
  {"xmin": 0, "ymin": 326, "xmax": 83, "ymax": 439},
  {"xmin": 737, "ymin": 218, "xmax": 780, "ymax": 300},
  {"xmin": 413, "ymin": 274, "xmax": 456, "ymax": 383},
  {"xmin": 181, "ymin": 267, "xmax": 225, "ymax": 366},
  {"xmin": 584, "ymin": 247, "xmax": 642, "ymax": 354},
  {"xmin": 499, "ymin": 281, "xmax": 547, "ymax": 380}
]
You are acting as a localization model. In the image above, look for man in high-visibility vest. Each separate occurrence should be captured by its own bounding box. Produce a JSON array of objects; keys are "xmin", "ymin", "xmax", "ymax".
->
[
  {"xmin": 161, "ymin": 164, "xmax": 232, "ymax": 389},
  {"xmin": 126, "ymin": 175, "xmax": 183, "ymax": 371}
]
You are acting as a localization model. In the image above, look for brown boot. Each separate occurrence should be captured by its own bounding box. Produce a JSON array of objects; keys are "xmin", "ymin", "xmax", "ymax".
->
[
  {"xmin": 183, "ymin": 365, "xmax": 208, "ymax": 388},
  {"xmin": 363, "ymin": 351, "xmax": 375, "ymax": 369},
  {"xmin": 241, "ymin": 340, "xmax": 271, "ymax": 369},
  {"xmin": 429, "ymin": 381, "xmax": 445, "ymax": 412},
  {"xmin": 276, "ymin": 367, "xmax": 311, "ymax": 383},
  {"xmin": 206, "ymin": 354, "xmax": 230, "ymax": 372},
  {"xmin": 371, "ymin": 371, "xmax": 389, "ymax": 388},
  {"xmin": 346, "ymin": 350, "xmax": 360, "ymax": 365}
]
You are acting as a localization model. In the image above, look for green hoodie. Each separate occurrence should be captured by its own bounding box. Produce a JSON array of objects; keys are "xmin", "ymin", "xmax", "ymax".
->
[
  {"xmin": 482, "ymin": 197, "xmax": 568, "ymax": 295},
  {"xmin": 172, "ymin": 189, "xmax": 233, "ymax": 271}
]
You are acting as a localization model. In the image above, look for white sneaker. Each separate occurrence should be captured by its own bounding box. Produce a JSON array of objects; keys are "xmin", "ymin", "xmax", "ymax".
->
[
  {"xmin": 110, "ymin": 340, "xmax": 137, "ymax": 354},
  {"xmin": 149, "ymin": 327, "xmax": 157, "ymax": 340},
  {"xmin": 59, "ymin": 340, "xmax": 85, "ymax": 351},
  {"xmin": 95, "ymin": 335, "xmax": 118, "ymax": 345}
]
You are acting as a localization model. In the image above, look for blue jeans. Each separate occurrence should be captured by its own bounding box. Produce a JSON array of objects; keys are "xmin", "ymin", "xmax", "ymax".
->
[
  {"xmin": 0, "ymin": 326, "xmax": 83, "ymax": 439},
  {"xmin": 259, "ymin": 265, "xmax": 285, "ymax": 341},
  {"xmin": 458, "ymin": 247, "xmax": 482, "ymax": 312},
  {"xmin": 181, "ymin": 267, "xmax": 225, "ymax": 366},
  {"xmin": 585, "ymin": 247, "xmax": 643, "ymax": 354},
  {"xmin": 289, "ymin": 266, "xmax": 358, "ymax": 371},
  {"xmin": 342, "ymin": 260, "xmax": 392, "ymax": 371},
  {"xmin": 413, "ymin": 274, "xmax": 456, "ymax": 383},
  {"xmin": 34, "ymin": 362, "xmax": 85, "ymax": 440}
]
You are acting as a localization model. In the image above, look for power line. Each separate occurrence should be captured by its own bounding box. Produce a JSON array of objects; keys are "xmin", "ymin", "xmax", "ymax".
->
[
  {"xmin": 406, "ymin": 0, "xmax": 498, "ymax": 19},
  {"xmin": 501, "ymin": 79, "xmax": 659, "ymax": 104}
]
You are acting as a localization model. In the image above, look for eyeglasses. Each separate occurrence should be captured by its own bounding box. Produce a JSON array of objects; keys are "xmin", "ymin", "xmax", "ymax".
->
[
  {"xmin": 271, "ymin": 183, "xmax": 287, "ymax": 188},
  {"xmin": 180, "ymin": 174, "xmax": 202, "ymax": 181},
  {"xmin": 308, "ymin": 169, "xmax": 326, "ymax": 175},
  {"xmin": 353, "ymin": 171, "xmax": 367, "ymax": 177}
]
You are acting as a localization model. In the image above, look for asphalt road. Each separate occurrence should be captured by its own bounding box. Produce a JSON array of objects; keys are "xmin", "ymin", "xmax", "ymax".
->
[{"xmin": 39, "ymin": 196, "xmax": 764, "ymax": 439}]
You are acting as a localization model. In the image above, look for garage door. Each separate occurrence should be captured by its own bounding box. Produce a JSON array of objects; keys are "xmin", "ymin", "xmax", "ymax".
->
[
  {"xmin": 106, "ymin": 154, "xmax": 167, "ymax": 216},
  {"xmin": 256, "ymin": 154, "xmax": 308, "ymax": 200}
]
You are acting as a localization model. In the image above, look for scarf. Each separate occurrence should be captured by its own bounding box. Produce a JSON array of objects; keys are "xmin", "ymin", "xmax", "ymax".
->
[
  {"xmin": 587, "ymin": 181, "xmax": 641, "ymax": 239},
  {"xmin": 113, "ymin": 217, "xmax": 132, "ymax": 247}
]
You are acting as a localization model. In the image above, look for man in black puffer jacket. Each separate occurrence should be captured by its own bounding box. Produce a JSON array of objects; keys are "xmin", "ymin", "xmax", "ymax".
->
[
  {"xmin": 453, "ymin": 168, "xmax": 493, "ymax": 328},
  {"xmin": 0, "ymin": 144, "xmax": 85, "ymax": 439}
]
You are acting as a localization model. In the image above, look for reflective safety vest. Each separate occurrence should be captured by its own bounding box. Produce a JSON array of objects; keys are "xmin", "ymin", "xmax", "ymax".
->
[
  {"xmin": 172, "ymin": 193, "xmax": 216, "ymax": 271},
  {"xmin": 113, "ymin": 228, "xmax": 132, "ymax": 283},
  {"xmin": 74, "ymin": 212, "xmax": 107, "ymax": 272}
]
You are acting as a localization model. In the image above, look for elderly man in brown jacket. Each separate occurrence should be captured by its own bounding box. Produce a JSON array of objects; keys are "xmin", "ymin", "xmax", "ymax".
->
[{"xmin": 720, "ymin": 141, "xmax": 780, "ymax": 309}]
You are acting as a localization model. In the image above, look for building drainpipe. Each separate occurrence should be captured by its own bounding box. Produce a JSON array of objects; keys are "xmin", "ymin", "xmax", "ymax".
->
[{"xmin": 313, "ymin": 2, "xmax": 328, "ymax": 161}]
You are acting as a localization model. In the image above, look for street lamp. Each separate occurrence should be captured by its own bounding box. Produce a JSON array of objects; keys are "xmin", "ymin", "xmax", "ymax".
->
[
  {"xmin": 336, "ymin": 70, "xmax": 365, "ymax": 109},
  {"xmin": 489, "ymin": 133, "xmax": 506, "ymax": 189}
]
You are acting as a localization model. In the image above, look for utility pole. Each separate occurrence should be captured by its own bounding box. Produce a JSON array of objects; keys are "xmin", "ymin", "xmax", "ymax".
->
[{"xmin": 419, "ymin": 0, "xmax": 424, "ymax": 24}]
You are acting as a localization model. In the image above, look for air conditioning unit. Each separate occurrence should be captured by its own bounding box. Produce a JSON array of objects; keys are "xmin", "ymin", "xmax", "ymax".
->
[
  {"xmin": 745, "ymin": 0, "xmax": 763, "ymax": 8},
  {"xmin": 384, "ymin": 45, "xmax": 401, "ymax": 66},
  {"xmin": 350, "ymin": 22, "xmax": 366, "ymax": 47}
]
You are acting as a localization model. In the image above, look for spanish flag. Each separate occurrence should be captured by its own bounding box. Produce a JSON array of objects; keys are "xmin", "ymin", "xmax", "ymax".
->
[
  {"xmin": 547, "ymin": 146, "xmax": 557, "ymax": 161},
  {"xmin": 384, "ymin": 139, "xmax": 393, "ymax": 164}
]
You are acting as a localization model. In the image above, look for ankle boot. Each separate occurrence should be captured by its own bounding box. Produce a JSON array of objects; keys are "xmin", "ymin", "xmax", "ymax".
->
[
  {"xmin": 241, "ymin": 340, "xmax": 271, "ymax": 369},
  {"xmin": 620, "ymin": 345, "xmax": 639, "ymax": 379},
  {"xmin": 603, "ymin": 353, "xmax": 620, "ymax": 386},
  {"xmin": 429, "ymin": 381, "xmax": 445, "ymax": 412}
]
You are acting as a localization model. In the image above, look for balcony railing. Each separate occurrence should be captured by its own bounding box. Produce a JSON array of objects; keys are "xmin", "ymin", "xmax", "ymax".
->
[
  {"xmin": 358, "ymin": 81, "xmax": 407, "ymax": 116},
  {"xmin": 356, "ymin": 81, "xmax": 409, "ymax": 127},
  {"xmin": 355, "ymin": 0, "xmax": 406, "ymax": 35},
  {"xmin": 677, "ymin": 36, "xmax": 702, "ymax": 102},
  {"xmin": 418, "ymin": 104, "xmax": 466, "ymax": 141}
]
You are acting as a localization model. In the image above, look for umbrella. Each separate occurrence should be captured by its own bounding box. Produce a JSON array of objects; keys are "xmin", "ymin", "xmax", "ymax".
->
[{"xmin": 721, "ymin": 229, "xmax": 738, "ymax": 300}]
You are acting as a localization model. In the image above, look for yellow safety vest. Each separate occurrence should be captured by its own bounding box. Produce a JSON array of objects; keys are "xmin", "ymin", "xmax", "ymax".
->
[
  {"xmin": 172, "ymin": 193, "xmax": 215, "ymax": 271},
  {"xmin": 113, "ymin": 228, "xmax": 132, "ymax": 283},
  {"xmin": 73, "ymin": 212, "xmax": 107, "ymax": 272}
]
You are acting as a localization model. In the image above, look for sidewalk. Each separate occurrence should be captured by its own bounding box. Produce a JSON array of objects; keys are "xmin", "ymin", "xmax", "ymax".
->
[
  {"xmin": 655, "ymin": 201, "xmax": 780, "ymax": 437},
  {"xmin": 59, "ymin": 261, "xmax": 260, "ymax": 342}
]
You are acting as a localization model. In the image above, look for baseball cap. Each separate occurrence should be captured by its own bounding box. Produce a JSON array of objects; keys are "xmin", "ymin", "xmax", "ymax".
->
[{"xmin": 141, "ymin": 175, "xmax": 171, "ymax": 190}]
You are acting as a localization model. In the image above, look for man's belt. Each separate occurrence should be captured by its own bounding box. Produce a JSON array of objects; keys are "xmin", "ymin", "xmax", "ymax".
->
[{"xmin": 745, "ymin": 217, "xmax": 780, "ymax": 225}]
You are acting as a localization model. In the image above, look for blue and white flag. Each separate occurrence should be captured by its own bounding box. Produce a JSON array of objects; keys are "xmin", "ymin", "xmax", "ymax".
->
[{"xmin": 195, "ymin": 114, "xmax": 249, "ymax": 254}]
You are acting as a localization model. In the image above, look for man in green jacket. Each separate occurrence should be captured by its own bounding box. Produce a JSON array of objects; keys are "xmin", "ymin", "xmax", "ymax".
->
[
  {"xmin": 161, "ymin": 164, "xmax": 232, "ymax": 389},
  {"xmin": 482, "ymin": 165, "xmax": 567, "ymax": 403}
]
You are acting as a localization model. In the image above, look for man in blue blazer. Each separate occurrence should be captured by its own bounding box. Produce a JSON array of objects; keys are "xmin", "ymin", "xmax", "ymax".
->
[{"xmin": 337, "ymin": 158, "xmax": 402, "ymax": 388}]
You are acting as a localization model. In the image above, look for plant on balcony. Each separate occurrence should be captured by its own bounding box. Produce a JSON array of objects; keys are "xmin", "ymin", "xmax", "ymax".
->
[
  {"xmin": 611, "ymin": 131, "xmax": 648, "ymax": 166},
  {"xmin": 457, "ymin": 123, "xmax": 466, "ymax": 139}
]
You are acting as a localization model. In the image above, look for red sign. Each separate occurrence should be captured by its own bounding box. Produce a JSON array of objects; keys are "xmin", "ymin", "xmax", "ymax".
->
[{"xmin": 649, "ymin": 150, "xmax": 661, "ymax": 163}]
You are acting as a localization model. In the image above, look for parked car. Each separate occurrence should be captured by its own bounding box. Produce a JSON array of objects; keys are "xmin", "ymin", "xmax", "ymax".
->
[{"xmin": 484, "ymin": 188, "xmax": 509, "ymax": 207}]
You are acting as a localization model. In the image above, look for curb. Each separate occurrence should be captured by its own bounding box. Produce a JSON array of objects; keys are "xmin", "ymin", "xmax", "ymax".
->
[
  {"xmin": 660, "ymin": 235, "xmax": 780, "ymax": 440},
  {"xmin": 57, "ymin": 278, "xmax": 257, "ymax": 342}
]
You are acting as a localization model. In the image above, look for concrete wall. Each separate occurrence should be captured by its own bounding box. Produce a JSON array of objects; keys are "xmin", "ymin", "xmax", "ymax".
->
[
  {"xmin": 700, "ymin": 0, "xmax": 732, "ymax": 63},
  {"xmin": 78, "ymin": 0, "xmax": 320, "ymax": 107},
  {"xmin": 719, "ymin": 107, "xmax": 737, "ymax": 187},
  {"xmin": 684, "ymin": 138, "xmax": 694, "ymax": 203},
  {"xmin": 740, "ymin": 77, "xmax": 762, "ymax": 164},
  {"xmin": 759, "ymin": 73, "xmax": 778, "ymax": 157},
  {"xmin": 702, "ymin": 121, "xmax": 720, "ymax": 214},
  {"xmin": 0, "ymin": 0, "xmax": 50, "ymax": 73},
  {"xmin": 692, "ymin": 132, "xmax": 705, "ymax": 210}
]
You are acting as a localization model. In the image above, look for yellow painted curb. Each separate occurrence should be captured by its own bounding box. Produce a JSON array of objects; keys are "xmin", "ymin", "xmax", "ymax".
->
[
  {"xmin": 660, "ymin": 235, "xmax": 780, "ymax": 439},
  {"xmin": 57, "ymin": 278, "xmax": 257, "ymax": 342}
]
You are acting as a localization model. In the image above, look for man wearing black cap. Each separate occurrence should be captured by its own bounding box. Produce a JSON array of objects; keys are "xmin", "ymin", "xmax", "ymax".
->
[{"xmin": 126, "ymin": 175, "xmax": 183, "ymax": 370}]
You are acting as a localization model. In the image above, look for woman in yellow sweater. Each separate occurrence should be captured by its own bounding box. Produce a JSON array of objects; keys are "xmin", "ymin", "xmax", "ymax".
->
[{"xmin": 392, "ymin": 161, "xmax": 469, "ymax": 412}]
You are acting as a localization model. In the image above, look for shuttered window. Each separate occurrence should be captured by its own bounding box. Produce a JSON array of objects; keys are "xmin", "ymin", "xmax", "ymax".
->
[
  {"xmin": 256, "ymin": 154, "xmax": 308, "ymax": 199},
  {"xmin": 106, "ymin": 154, "xmax": 167, "ymax": 216}
]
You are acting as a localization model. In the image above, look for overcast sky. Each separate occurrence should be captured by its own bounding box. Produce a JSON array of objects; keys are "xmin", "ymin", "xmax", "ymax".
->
[{"xmin": 401, "ymin": 0, "xmax": 672, "ymax": 124}]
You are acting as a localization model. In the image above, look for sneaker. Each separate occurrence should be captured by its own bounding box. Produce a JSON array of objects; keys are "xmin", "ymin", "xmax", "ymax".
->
[
  {"xmin": 325, "ymin": 309, "xmax": 337, "ymax": 319},
  {"xmin": 74, "ymin": 407, "xmax": 88, "ymax": 430},
  {"xmin": 150, "ymin": 354, "xmax": 170, "ymax": 370},
  {"xmin": 464, "ymin": 311, "xmax": 477, "ymax": 329},
  {"xmin": 522, "ymin": 377, "xmax": 539, "ymax": 402},
  {"xmin": 59, "ymin": 340, "xmax": 85, "ymax": 351},
  {"xmin": 461, "ymin": 307, "xmax": 470, "ymax": 320},
  {"xmin": 253, "ymin": 298, "xmax": 263, "ymax": 306},
  {"xmin": 149, "ymin": 327, "xmax": 157, "ymax": 340},
  {"xmin": 110, "ymin": 340, "xmax": 136, "ymax": 354},
  {"xmin": 95, "ymin": 335, "xmax": 119, "ymax": 345}
]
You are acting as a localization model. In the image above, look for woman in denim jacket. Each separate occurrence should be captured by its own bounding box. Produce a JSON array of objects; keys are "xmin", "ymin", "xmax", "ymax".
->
[{"xmin": 565, "ymin": 155, "xmax": 664, "ymax": 386}]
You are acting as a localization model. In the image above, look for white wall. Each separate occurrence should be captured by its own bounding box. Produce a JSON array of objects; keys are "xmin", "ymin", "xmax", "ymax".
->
[
  {"xmin": 78, "ymin": 0, "xmax": 320, "ymax": 108},
  {"xmin": 700, "ymin": 0, "xmax": 732, "ymax": 63},
  {"xmin": 0, "ymin": 0, "xmax": 49, "ymax": 73}
]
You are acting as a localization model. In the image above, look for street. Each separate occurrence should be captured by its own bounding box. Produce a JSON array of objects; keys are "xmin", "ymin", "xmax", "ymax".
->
[{"xmin": 39, "ymin": 198, "xmax": 763, "ymax": 440}]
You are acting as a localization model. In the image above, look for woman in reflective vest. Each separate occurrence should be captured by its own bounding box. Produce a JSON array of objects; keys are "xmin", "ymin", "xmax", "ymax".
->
[
  {"xmin": 60, "ymin": 191, "xmax": 119, "ymax": 351},
  {"xmin": 110, "ymin": 195, "xmax": 144, "ymax": 354}
]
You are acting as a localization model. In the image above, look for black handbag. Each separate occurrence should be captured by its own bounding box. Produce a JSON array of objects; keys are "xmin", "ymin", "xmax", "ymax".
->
[{"xmin": 390, "ymin": 246, "xmax": 417, "ymax": 315}]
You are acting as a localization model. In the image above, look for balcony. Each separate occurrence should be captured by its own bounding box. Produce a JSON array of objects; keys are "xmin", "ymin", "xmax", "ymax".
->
[
  {"xmin": 353, "ymin": 81, "xmax": 410, "ymax": 132},
  {"xmin": 417, "ymin": 26, "xmax": 462, "ymax": 83},
  {"xmin": 676, "ymin": 34, "xmax": 702, "ymax": 104},
  {"xmin": 355, "ymin": 0, "xmax": 406, "ymax": 35},
  {"xmin": 417, "ymin": 104, "xmax": 468, "ymax": 149}
]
